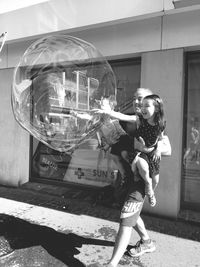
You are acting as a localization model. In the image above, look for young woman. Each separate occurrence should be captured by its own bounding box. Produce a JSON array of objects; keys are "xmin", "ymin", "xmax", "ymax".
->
[{"xmin": 100, "ymin": 88, "xmax": 171, "ymax": 267}]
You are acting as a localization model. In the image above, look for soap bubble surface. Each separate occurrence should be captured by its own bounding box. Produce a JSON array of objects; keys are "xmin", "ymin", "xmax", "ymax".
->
[{"xmin": 12, "ymin": 35, "xmax": 116, "ymax": 152}]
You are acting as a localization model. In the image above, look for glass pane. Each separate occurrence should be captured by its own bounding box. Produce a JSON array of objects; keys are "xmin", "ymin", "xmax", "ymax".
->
[
  {"xmin": 31, "ymin": 58, "xmax": 141, "ymax": 187},
  {"xmin": 183, "ymin": 53, "xmax": 200, "ymax": 209},
  {"xmin": 112, "ymin": 59, "xmax": 141, "ymax": 114}
]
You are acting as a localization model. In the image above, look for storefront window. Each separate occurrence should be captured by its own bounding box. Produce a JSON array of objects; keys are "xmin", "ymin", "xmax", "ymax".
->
[
  {"xmin": 30, "ymin": 58, "xmax": 141, "ymax": 187},
  {"xmin": 182, "ymin": 52, "xmax": 200, "ymax": 210}
]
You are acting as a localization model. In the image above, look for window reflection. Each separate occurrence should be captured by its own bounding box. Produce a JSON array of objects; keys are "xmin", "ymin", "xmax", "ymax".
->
[
  {"xmin": 31, "ymin": 58, "xmax": 141, "ymax": 187},
  {"xmin": 183, "ymin": 117, "xmax": 200, "ymax": 166},
  {"xmin": 183, "ymin": 53, "xmax": 200, "ymax": 209}
]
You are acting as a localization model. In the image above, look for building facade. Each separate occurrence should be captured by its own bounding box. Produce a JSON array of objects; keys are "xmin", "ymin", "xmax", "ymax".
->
[{"xmin": 0, "ymin": 0, "xmax": 200, "ymax": 218}]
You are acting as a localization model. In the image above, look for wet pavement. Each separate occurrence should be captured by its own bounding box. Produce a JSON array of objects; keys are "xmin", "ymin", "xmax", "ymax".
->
[{"xmin": 0, "ymin": 183, "xmax": 199, "ymax": 266}]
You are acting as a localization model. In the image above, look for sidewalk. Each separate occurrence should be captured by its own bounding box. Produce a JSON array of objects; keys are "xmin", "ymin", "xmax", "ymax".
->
[{"xmin": 0, "ymin": 183, "xmax": 199, "ymax": 266}]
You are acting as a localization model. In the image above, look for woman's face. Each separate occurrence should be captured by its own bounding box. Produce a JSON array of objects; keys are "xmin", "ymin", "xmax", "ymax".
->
[{"xmin": 133, "ymin": 89, "xmax": 151, "ymax": 114}]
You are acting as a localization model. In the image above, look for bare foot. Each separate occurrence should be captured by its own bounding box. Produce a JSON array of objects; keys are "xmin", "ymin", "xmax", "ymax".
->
[{"xmin": 148, "ymin": 194, "xmax": 156, "ymax": 207}]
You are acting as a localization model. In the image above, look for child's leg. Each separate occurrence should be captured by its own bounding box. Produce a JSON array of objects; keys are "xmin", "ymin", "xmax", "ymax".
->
[
  {"xmin": 135, "ymin": 157, "xmax": 156, "ymax": 207},
  {"xmin": 135, "ymin": 157, "xmax": 152, "ymax": 189},
  {"xmin": 152, "ymin": 174, "xmax": 159, "ymax": 191},
  {"xmin": 149, "ymin": 173, "xmax": 159, "ymax": 207}
]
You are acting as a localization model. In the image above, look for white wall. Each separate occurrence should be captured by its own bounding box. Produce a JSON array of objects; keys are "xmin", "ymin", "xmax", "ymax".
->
[
  {"xmin": 1, "ymin": 7, "xmax": 200, "ymax": 69},
  {"xmin": 163, "ymin": 9, "xmax": 200, "ymax": 49},
  {"xmin": 0, "ymin": 69, "xmax": 30, "ymax": 186},
  {"xmin": 0, "ymin": 0, "xmax": 170, "ymax": 42},
  {"xmin": 0, "ymin": 17, "xmax": 162, "ymax": 69},
  {"xmin": 141, "ymin": 49, "xmax": 184, "ymax": 218}
]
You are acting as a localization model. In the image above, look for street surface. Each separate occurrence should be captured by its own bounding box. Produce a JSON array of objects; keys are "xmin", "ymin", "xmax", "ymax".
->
[{"xmin": 0, "ymin": 184, "xmax": 199, "ymax": 266}]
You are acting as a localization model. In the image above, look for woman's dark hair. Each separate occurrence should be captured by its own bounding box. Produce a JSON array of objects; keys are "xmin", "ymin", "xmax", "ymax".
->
[{"xmin": 143, "ymin": 94, "xmax": 166, "ymax": 133}]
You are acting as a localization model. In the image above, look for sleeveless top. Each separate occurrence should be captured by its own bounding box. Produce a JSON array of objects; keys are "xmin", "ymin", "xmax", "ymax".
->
[{"xmin": 135, "ymin": 115, "xmax": 162, "ymax": 148}]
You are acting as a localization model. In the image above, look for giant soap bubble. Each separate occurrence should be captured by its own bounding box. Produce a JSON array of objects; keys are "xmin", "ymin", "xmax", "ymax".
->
[{"xmin": 12, "ymin": 35, "xmax": 116, "ymax": 153}]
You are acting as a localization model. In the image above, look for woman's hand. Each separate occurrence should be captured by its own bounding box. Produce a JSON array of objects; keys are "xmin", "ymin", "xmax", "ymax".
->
[
  {"xmin": 134, "ymin": 137, "xmax": 154, "ymax": 153},
  {"xmin": 152, "ymin": 148, "xmax": 161, "ymax": 162}
]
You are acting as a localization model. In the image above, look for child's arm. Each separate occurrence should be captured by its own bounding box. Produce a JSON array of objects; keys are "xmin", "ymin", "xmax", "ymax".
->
[
  {"xmin": 71, "ymin": 110, "xmax": 92, "ymax": 120},
  {"xmin": 110, "ymin": 110, "xmax": 137, "ymax": 122},
  {"xmin": 96, "ymin": 109, "xmax": 137, "ymax": 122}
]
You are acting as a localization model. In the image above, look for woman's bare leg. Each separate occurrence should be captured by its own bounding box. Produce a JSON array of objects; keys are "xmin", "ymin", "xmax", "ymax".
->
[{"xmin": 107, "ymin": 225, "xmax": 132, "ymax": 267}]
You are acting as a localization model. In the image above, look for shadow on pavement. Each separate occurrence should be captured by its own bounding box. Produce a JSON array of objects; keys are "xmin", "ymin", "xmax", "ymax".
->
[
  {"xmin": 0, "ymin": 214, "xmax": 114, "ymax": 267},
  {"xmin": 0, "ymin": 184, "xmax": 199, "ymax": 243}
]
